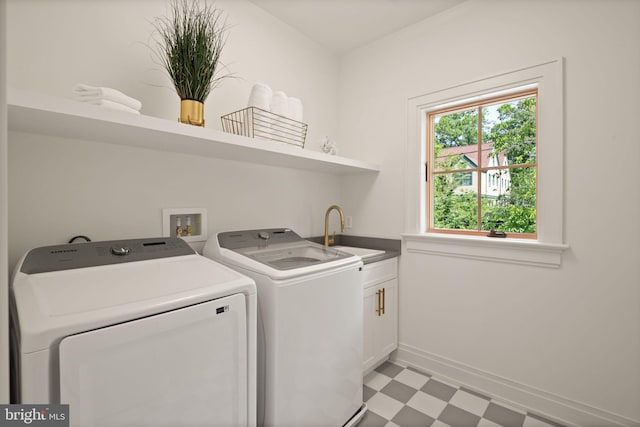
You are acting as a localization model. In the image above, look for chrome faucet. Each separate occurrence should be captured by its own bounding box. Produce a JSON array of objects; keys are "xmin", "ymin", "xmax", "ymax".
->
[{"xmin": 324, "ymin": 205, "xmax": 345, "ymax": 246}]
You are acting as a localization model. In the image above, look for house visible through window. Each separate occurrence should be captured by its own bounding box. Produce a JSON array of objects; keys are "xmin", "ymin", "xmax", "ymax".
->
[{"xmin": 426, "ymin": 89, "xmax": 537, "ymax": 238}]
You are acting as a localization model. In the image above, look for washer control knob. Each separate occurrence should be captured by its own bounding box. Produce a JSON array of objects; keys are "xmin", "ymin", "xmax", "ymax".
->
[
  {"xmin": 258, "ymin": 232, "xmax": 270, "ymax": 240},
  {"xmin": 111, "ymin": 246, "xmax": 131, "ymax": 256}
]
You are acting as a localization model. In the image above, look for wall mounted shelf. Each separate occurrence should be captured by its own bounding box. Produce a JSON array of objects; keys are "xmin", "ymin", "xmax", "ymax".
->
[{"xmin": 7, "ymin": 88, "xmax": 380, "ymax": 175}]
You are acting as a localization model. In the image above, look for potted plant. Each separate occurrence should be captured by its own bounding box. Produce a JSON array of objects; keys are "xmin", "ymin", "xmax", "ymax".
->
[{"xmin": 153, "ymin": 0, "xmax": 231, "ymax": 126}]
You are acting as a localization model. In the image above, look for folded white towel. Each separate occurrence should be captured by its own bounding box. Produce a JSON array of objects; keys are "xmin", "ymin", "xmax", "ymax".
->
[
  {"xmin": 271, "ymin": 91, "xmax": 289, "ymax": 117},
  {"xmin": 72, "ymin": 83, "xmax": 142, "ymax": 111},
  {"xmin": 82, "ymin": 99, "xmax": 141, "ymax": 114},
  {"xmin": 248, "ymin": 83, "xmax": 272, "ymax": 110},
  {"xmin": 288, "ymin": 97, "xmax": 303, "ymax": 122}
]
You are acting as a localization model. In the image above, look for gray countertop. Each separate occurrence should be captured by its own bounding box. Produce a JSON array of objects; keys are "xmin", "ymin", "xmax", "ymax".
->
[{"xmin": 307, "ymin": 234, "xmax": 401, "ymax": 264}]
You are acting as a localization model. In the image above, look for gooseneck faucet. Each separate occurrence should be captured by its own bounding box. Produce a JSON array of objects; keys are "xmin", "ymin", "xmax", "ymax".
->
[{"xmin": 324, "ymin": 205, "xmax": 345, "ymax": 246}]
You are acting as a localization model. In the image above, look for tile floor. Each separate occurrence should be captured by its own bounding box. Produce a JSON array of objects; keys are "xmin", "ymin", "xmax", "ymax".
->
[{"xmin": 361, "ymin": 361, "xmax": 566, "ymax": 427}]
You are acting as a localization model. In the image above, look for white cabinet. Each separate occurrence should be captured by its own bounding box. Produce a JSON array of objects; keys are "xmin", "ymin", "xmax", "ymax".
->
[{"xmin": 362, "ymin": 257, "xmax": 398, "ymax": 373}]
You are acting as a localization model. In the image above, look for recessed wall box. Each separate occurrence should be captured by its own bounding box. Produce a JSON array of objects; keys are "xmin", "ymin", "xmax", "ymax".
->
[{"xmin": 162, "ymin": 208, "xmax": 207, "ymax": 243}]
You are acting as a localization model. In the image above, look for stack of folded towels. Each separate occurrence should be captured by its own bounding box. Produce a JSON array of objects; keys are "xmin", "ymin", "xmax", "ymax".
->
[
  {"xmin": 247, "ymin": 83, "xmax": 303, "ymax": 122},
  {"xmin": 72, "ymin": 83, "xmax": 142, "ymax": 114}
]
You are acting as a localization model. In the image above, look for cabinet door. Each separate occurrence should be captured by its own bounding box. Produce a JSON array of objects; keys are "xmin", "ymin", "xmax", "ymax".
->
[
  {"xmin": 363, "ymin": 285, "xmax": 378, "ymax": 372},
  {"xmin": 363, "ymin": 278, "xmax": 398, "ymax": 373},
  {"xmin": 375, "ymin": 278, "xmax": 398, "ymax": 359},
  {"xmin": 362, "ymin": 258, "xmax": 399, "ymax": 374}
]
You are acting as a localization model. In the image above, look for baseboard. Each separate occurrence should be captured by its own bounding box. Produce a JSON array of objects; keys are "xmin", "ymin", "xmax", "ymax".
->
[{"xmin": 393, "ymin": 344, "xmax": 639, "ymax": 427}]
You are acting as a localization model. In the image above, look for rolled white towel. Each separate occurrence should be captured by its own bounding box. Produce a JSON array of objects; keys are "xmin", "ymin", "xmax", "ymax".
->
[
  {"xmin": 271, "ymin": 91, "xmax": 289, "ymax": 118},
  {"xmin": 247, "ymin": 83, "xmax": 272, "ymax": 110},
  {"xmin": 288, "ymin": 97, "xmax": 303, "ymax": 122},
  {"xmin": 72, "ymin": 83, "xmax": 142, "ymax": 111},
  {"xmin": 82, "ymin": 99, "xmax": 141, "ymax": 114}
]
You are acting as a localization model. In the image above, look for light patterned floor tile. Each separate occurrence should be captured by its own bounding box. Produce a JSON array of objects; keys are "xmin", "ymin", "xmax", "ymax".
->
[
  {"xmin": 478, "ymin": 417, "xmax": 504, "ymax": 427},
  {"xmin": 366, "ymin": 392, "xmax": 405, "ymax": 420},
  {"xmin": 406, "ymin": 390, "xmax": 448, "ymax": 419},
  {"xmin": 365, "ymin": 370, "xmax": 394, "ymax": 391},
  {"xmin": 394, "ymin": 368, "xmax": 430, "ymax": 390},
  {"xmin": 449, "ymin": 389, "xmax": 491, "ymax": 416}
]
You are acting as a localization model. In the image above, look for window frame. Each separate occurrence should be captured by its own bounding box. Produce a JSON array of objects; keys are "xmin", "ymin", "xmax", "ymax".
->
[
  {"xmin": 426, "ymin": 88, "xmax": 538, "ymax": 238},
  {"xmin": 404, "ymin": 59, "xmax": 568, "ymax": 268}
]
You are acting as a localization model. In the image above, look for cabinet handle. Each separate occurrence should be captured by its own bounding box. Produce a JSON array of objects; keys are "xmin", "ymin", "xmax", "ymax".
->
[{"xmin": 376, "ymin": 288, "xmax": 386, "ymax": 316}]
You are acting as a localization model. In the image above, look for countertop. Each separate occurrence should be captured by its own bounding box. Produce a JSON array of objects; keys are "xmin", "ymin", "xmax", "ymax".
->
[{"xmin": 307, "ymin": 234, "xmax": 401, "ymax": 264}]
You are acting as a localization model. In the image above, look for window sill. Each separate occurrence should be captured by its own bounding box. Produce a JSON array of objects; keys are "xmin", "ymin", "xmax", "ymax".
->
[{"xmin": 402, "ymin": 233, "xmax": 569, "ymax": 268}]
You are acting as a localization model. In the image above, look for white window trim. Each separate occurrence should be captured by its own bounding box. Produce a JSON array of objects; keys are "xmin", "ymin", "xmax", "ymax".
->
[{"xmin": 404, "ymin": 59, "xmax": 568, "ymax": 268}]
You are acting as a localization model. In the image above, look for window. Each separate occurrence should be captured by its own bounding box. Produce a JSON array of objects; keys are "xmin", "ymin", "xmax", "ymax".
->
[
  {"xmin": 405, "ymin": 59, "xmax": 568, "ymax": 268},
  {"xmin": 427, "ymin": 90, "xmax": 538, "ymax": 238},
  {"xmin": 455, "ymin": 171, "xmax": 473, "ymax": 187}
]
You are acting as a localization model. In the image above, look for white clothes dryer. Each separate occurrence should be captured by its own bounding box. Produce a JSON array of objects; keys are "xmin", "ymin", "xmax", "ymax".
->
[
  {"xmin": 204, "ymin": 229, "xmax": 366, "ymax": 427},
  {"xmin": 10, "ymin": 237, "xmax": 257, "ymax": 427}
]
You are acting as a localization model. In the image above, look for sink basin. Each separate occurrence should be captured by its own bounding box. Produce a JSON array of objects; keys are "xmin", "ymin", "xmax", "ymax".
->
[
  {"xmin": 240, "ymin": 243, "xmax": 351, "ymax": 270},
  {"xmin": 333, "ymin": 246, "xmax": 385, "ymax": 259}
]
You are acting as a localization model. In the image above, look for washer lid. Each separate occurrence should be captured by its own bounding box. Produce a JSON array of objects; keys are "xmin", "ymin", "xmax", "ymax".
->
[{"xmin": 12, "ymin": 252, "xmax": 256, "ymax": 353}]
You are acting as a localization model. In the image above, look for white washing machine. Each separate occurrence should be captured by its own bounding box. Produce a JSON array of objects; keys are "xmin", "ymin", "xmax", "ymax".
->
[
  {"xmin": 10, "ymin": 237, "xmax": 257, "ymax": 427},
  {"xmin": 203, "ymin": 229, "xmax": 366, "ymax": 427}
]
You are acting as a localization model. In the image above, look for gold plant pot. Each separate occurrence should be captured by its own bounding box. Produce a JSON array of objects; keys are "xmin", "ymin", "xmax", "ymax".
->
[{"xmin": 179, "ymin": 100, "xmax": 205, "ymax": 127}]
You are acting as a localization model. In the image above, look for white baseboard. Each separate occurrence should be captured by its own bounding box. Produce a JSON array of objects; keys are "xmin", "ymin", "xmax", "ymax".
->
[{"xmin": 393, "ymin": 344, "xmax": 639, "ymax": 427}]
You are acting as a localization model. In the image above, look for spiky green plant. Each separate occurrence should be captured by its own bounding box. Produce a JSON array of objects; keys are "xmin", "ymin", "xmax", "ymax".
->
[{"xmin": 153, "ymin": 0, "xmax": 230, "ymax": 102}]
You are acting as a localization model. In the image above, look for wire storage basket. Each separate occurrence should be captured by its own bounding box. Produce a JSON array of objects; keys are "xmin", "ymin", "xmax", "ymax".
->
[{"xmin": 221, "ymin": 107, "xmax": 308, "ymax": 148}]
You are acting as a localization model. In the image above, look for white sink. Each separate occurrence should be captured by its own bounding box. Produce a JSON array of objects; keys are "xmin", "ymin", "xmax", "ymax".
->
[{"xmin": 333, "ymin": 246, "xmax": 385, "ymax": 259}]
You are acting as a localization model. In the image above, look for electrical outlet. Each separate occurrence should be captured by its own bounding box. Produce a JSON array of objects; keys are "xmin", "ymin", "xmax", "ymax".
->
[
  {"xmin": 162, "ymin": 208, "xmax": 207, "ymax": 242},
  {"xmin": 345, "ymin": 216, "xmax": 353, "ymax": 229}
]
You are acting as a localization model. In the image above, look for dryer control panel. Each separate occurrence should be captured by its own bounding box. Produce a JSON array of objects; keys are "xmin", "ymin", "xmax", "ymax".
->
[{"xmin": 20, "ymin": 237, "xmax": 195, "ymax": 274}]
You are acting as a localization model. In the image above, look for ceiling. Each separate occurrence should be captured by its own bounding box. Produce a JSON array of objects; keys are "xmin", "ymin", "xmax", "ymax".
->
[{"xmin": 248, "ymin": 0, "xmax": 466, "ymax": 54}]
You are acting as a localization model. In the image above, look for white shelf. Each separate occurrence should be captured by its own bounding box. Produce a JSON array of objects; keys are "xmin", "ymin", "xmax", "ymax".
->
[{"xmin": 7, "ymin": 88, "xmax": 380, "ymax": 175}]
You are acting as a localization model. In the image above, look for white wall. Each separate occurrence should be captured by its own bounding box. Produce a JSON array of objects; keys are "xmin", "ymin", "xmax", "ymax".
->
[
  {"xmin": 339, "ymin": 0, "xmax": 640, "ymax": 425},
  {"xmin": 6, "ymin": 0, "xmax": 346, "ymax": 267}
]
